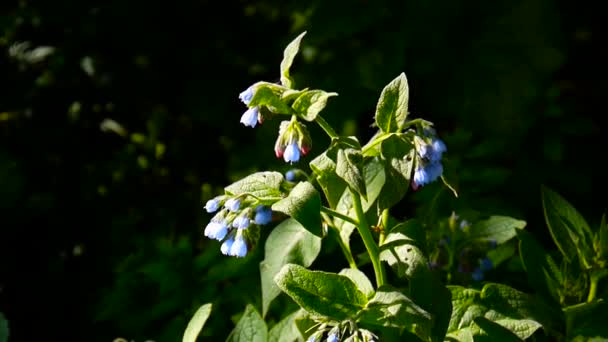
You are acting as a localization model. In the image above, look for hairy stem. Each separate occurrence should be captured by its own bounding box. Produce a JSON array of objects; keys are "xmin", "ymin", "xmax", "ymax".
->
[
  {"xmin": 321, "ymin": 206, "xmax": 359, "ymax": 226},
  {"xmin": 315, "ymin": 116, "xmax": 338, "ymax": 139},
  {"xmin": 350, "ymin": 188, "xmax": 385, "ymax": 287},
  {"xmin": 321, "ymin": 212, "xmax": 358, "ymax": 270}
]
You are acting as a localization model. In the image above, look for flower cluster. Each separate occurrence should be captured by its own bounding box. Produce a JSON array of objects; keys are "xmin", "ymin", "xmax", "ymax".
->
[
  {"xmin": 412, "ymin": 132, "xmax": 447, "ymax": 188},
  {"xmin": 239, "ymin": 85, "xmax": 261, "ymax": 128},
  {"xmin": 203, "ymin": 195, "xmax": 273, "ymax": 257},
  {"xmin": 274, "ymin": 119, "xmax": 311, "ymax": 164},
  {"xmin": 306, "ymin": 322, "xmax": 376, "ymax": 342}
]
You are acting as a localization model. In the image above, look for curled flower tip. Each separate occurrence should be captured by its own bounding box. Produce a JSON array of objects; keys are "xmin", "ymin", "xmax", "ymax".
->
[
  {"xmin": 254, "ymin": 206, "xmax": 273, "ymax": 225},
  {"xmin": 204, "ymin": 221, "xmax": 228, "ymax": 241},
  {"xmin": 224, "ymin": 198, "xmax": 241, "ymax": 212},
  {"xmin": 240, "ymin": 107, "xmax": 259, "ymax": 128},
  {"xmin": 229, "ymin": 235, "xmax": 248, "ymax": 257},
  {"xmin": 413, "ymin": 167, "xmax": 429, "ymax": 187},
  {"xmin": 239, "ymin": 86, "xmax": 255, "ymax": 105},
  {"xmin": 480, "ymin": 257, "xmax": 493, "ymax": 272},
  {"xmin": 220, "ymin": 238, "xmax": 233, "ymax": 255},
  {"xmin": 472, "ymin": 268, "xmax": 484, "ymax": 282},
  {"xmin": 285, "ymin": 170, "xmax": 296, "ymax": 182},
  {"xmin": 283, "ymin": 142, "xmax": 301, "ymax": 163},
  {"xmin": 327, "ymin": 333, "xmax": 339, "ymax": 342},
  {"xmin": 425, "ymin": 161, "xmax": 443, "ymax": 182},
  {"xmin": 204, "ymin": 198, "xmax": 220, "ymax": 213},
  {"xmin": 233, "ymin": 216, "xmax": 250, "ymax": 230}
]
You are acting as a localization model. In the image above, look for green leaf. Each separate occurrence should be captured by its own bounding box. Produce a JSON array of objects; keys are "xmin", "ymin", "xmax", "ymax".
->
[
  {"xmin": 564, "ymin": 300, "xmax": 608, "ymax": 339},
  {"xmin": 0, "ymin": 312, "xmax": 8, "ymax": 342},
  {"xmin": 183, "ymin": 303, "xmax": 212, "ymax": 342},
  {"xmin": 375, "ymin": 73, "xmax": 409, "ymax": 133},
  {"xmin": 379, "ymin": 220, "xmax": 452, "ymax": 342},
  {"xmin": 541, "ymin": 185, "xmax": 594, "ymax": 267},
  {"xmin": 272, "ymin": 181, "xmax": 322, "ymax": 236},
  {"xmin": 225, "ymin": 171, "xmax": 284, "ymax": 203},
  {"xmin": 292, "ymin": 90, "xmax": 338, "ymax": 121},
  {"xmin": 339, "ymin": 268, "xmax": 375, "ymax": 299},
  {"xmin": 360, "ymin": 158, "xmax": 386, "ymax": 210},
  {"xmin": 447, "ymin": 283, "xmax": 560, "ymax": 339},
  {"xmin": 248, "ymin": 82, "xmax": 292, "ymax": 114},
  {"xmin": 226, "ymin": 305, "xmax": 267, "ymax": 342},
  {"xmin": 309, "ymin": 146, "xmax": 346, "ymax": 209},
  {"xmin": 358, "ymin": 287, "xmax": 432, "ymax": 341},
  {"xmin": 517, "ymin": 230, "xmax": 562, "ymax": 303},
  {"xmin": 486, "ymin": 243, "xmax": 516, "ymax": 268},
  {"xmin": 472, "ymin": 317, "xmax": 523, "ymax": 342},
  {"xmin": 379, "ymin": 134, "xmax": 414, "ymax": 209},
  {"xmin": 468, "ymin": 216, "xmax": 526, "ymax": 244},
  {"xmin": 274, "ymin": 264, "xmax": 368, "ymax": 320},
  {"xmin": 336, "ymin": 148, "xmax": 367, "ymax": 199},
  {"xmin": 268, "ymin": 310, "xmax": 304, "ymax": 342},
  {"xmin": 598, "ymin": 213, "xmax": 608, "ymax": 260},
  {"xmin": 260, "ymin": 218, "xmax": 322, "ymax": 316},
  {"xmin": 280, "ymin": 31, "xmax": 306, "ymax": 88}
]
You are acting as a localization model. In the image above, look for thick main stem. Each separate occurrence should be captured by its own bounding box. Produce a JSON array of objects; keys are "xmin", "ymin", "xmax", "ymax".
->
[{"xmin": 350, "ymin": 188, "xmax": 385, "ymax": 287}]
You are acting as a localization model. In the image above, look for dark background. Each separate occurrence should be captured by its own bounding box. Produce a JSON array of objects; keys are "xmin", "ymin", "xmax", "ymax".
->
[{"xmin": 0, "ymin": 0, "xmax": 606, "ymax": 340}]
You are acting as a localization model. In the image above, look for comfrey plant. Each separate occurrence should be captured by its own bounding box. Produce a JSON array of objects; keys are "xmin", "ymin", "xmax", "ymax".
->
[{"xmin": 182, "ymin": 33, "xmax": 607, "ymax": 342}]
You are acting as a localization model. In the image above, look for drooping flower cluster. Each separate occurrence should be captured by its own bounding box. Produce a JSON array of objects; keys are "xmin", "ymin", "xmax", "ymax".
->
[
  {"xmin": 203, "ymin": 195, "xmax": 273, "ymax": 258},
  {"xmin": 274, "ymin": 119, "xmax": 312, "ymax": 164},
  {"xmin": 239, "ymin": 85, "xmax": 261, "ymax": 128},
  {"xmin": 412, "ymin": 132, "xmax": 447, "ymax": 188}
]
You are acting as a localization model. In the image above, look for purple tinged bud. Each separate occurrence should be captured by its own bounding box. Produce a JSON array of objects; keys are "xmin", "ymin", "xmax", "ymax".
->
[
  {"xmin": 254, "ymin": 207, "xmax": 273, "ymax": 225},
  {"xmin": 283, "ymin": 142, "xmax": 301, "ymax": 163},
  {"xmin": 230, "ymin": 235, "xmax": 248, "ymax": 257},
  {"xmin": 225, "ymin": 198, "xmax": 241, "ymax": 212},
  {"xmin": 239, "ymin": 86, "xmax": 255, "ymax": 105},
  {"xmin": 204, "ymin": 221, "xmax": 228, "ymax": 241},
  {"xmin": 480, "ymin": 257, "xmax": 493, "ymax": 272},
  {"xmin": 221, "ymin": 238, "xmax": 233, "ymax": 255},
  {"xmin": 204, "ymin": 198, "xmax": 220, "ymax": 213},
  {"xmin": 472, "ymin": 268, "xmax": 484, "ymax": 282},
  {"xmin": 285, "ymin": 170, "xmax": 296, "ymax": 182},
  {"xmin": 232, "ymin": 216, "xmax": 250, "ymax": 230},
  {"xmin": 240, "ymin": 107, "xmax": 259, "ymax": 128}
]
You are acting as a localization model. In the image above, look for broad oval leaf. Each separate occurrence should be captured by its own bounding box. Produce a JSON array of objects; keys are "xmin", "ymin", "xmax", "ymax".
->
[
  {"xmin": 271, "ymin": 181, "xmax": 322, "ymax": 236},
  {"xmin": 225, "ymin": 171, "xmax": 284, "ymax": 203},
  {"xmin": 292, "ymin": 90, "xmax": 338, "ymax": 121},
  {"xmin": 280, "ymin": 31, "xmax": 306, "ymax": 88},
  {"xmin": 379, "ymin": 134, "xmax": 414, "ymax": 209},
  {"xmin": 260, "ymin": 218, "xmax": 322, "ymax": 316},
  {"xmin": 226, "ymin": 305, "xmax": 267, "ymax": 342},
  {"xmin": 182, "ymin": 303, "xmax": 212, "ymax": 342},
  {"xmin": 468, "ymin": 216, "xmax": 527, "ymax": 244},
  {"xmin": 375, "ymin": 73, "xmax": 409, "ymax": 133},
  {"xmin": 336, "ymin": 148, "xmax": 367, "ymax": 199},
  {"xmin": 309, "ymin": 146, "xmax": 346, "ymax": 209},
  {"xmin": 339, "ymin": 268, "xmax": 375, "ymax": 299},
  {"xmin": 274, "ymin": 264, "xmax": 368, "ymax": 320}
]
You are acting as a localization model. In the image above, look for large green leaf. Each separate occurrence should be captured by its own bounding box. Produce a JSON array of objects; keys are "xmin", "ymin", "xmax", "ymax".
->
[
  {"xmin": 268, "ymin": 309, "xmax": 304, "ymax": 342},
  {"xmin": 226, "ymin": 305, "xmax": 267, "ymax": 342},
  {"xmin": 447, "ymin": 283, "xmax": 560, "ymax": 339},
  {"xmin": 260, "ymin": 218, "xmax": 322, "ymax": 316},
  {"xmin": 225, "ymin": 171, "xmax": 284, "ymax": 203},
  {"xmin": 336, "ymin": 148, "xmax": 367, "ymax": 199},
  {"xmin": 280, "ymin": 31, "xmax": 306, "ymax": 88},
  {"xmin": 292, "ymin": 90, "xmax": 338, "ymax": 121},
  {"xmin": 517, "ymin": 230, "xmax": 562, "ymax": 303},
  {"xmin": 467, "ymin": 216, "xmax": 526, "ymax": 244},
  {"xmin": 375, "ymin": 73, "xmax": 409, "ymax": 133},
  {"xmin": 183, "ymin": 303, "xmax": 212, "ymax": 342},
  {"xmin": 272, "ymin": 181, "xmax": 322, "ymax": 236},
  {"xmin": 379, "ymin": 220, "xmax": 452, "ymax": 341},
  {"xmin": 339, "ymin": 268, "xmax": 375, "ymax": 299},
  {"xmin": 358, "ymin": 287, "xmax": 432, "ymax": 341},
  {"xmin": 541, "ymin": 185, "xmax": 594, "ymax": 268},
  {"xmin": 379, "ymin": 134, "xmax": 414, "ymax": 209},
  {"xmin": 309, "ymin": 146, "xmax": 346, "ymax": 209},
  {"xmin": 274, "ymin": 264, "xmax": 368, "ymax": 320}
]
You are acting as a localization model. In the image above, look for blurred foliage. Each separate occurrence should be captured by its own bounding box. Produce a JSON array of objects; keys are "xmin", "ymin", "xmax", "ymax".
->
[{"xmin": 0, "ymin": 0, "xmax": 605, "ymax": 341}]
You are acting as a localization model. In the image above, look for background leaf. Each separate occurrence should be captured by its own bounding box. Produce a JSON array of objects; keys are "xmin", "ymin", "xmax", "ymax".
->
[
  {"xmin": 226, "ymin": 305, "xmax": 267, "ymax": 342},
  {"xmin": 517, "ymin": 230, "xmax": 562, "ymax": 304},
  {"xmin": 375, "ymin": 73, "xmax": 409, "ymax": 133},
  {"xmin": 274, "ymin": 264, "xmax": 368, "ymax": 320},
  {"xmin": 260, "ymin": 218, "xmax": 322, "ymax": 316},
  {"xmin": 182, "ymin": 303, "xmax": 212, "ymax": 342},
  {"xmin": 272, "ymin": 181, "xmax": 322, "ymax": 236},
  {"xmin": 467, "ymin": 216, "xmax": 527, "ymax": 244}
]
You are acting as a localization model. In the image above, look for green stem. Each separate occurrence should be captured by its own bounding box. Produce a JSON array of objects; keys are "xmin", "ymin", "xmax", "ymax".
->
[
  {"xmin": 321, "ymin": 212, "xmax": 358, "ymax": 270},
  {"xmin": 321, "ymin": 206, "xmax": 359, "ymax": 226},
  {"xmin": 587, "ymin": 277, "xmax": 598, "ymax": 303},
  {"xmin": 315, "ymin": 116, "xmax": 338, "ymax": 139},
  {"xmin": 361, "ymin": 133, "xmax": 391, "ymax": 154},
  {"xmin": 350, "ymin": 188, "xmax": 385, "ymax": 287}
]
